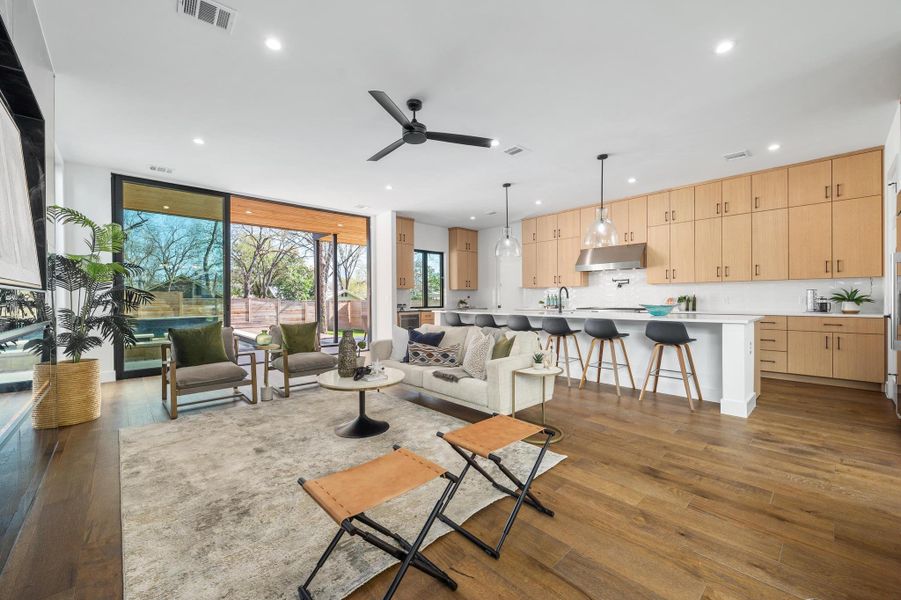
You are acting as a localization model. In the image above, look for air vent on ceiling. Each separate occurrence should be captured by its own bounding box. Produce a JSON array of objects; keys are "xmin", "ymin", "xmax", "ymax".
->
[
  {"xmin": 177, "ymin": 0, "xmax": 236, "ymax": 33},
  {"xmin": 503, "ymin": 144, "xmax": 531, "ymax": 157},
  {"xmin": 149, "ymin": 165, "xmax": 174, "ymax": 174},
  {"xmin": 723, "ymin": 149, "xmax": 752, "ymax": 162}
]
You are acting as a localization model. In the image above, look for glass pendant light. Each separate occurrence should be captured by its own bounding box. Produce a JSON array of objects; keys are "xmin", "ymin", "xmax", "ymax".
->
[
  {"xmin": 495, "ymin": 182, "xmax": 522, "ymax": 258},
  {"xmin": 583, "ymin": 153, "xmax": 619, "ymax": 248}
]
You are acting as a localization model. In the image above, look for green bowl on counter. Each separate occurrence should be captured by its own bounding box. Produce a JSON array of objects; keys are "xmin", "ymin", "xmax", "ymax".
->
[{"xmin": 640, "ymin": 304, "xmax": 676, "ymax": 317}]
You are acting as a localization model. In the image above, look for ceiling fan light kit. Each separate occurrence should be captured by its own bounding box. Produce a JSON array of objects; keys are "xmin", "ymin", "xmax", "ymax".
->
[
  {"xmin": 583, "ymin": 153, "xmax": 619, "ymax": 248},
  {"xmin": 495, "ymin": 182, "xmax": 522, "ymax": 258}
]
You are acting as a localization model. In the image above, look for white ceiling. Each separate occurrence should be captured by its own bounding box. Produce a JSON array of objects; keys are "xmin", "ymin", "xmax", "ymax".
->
[{"xmin": 36, "ymin": 0, "xmax": 901, "ymax": 228}]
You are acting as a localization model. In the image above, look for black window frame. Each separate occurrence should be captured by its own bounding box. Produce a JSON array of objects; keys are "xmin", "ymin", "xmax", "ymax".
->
[{"xmin": 412, "ymin": 249, "xmax": 444, "ymax": 309}]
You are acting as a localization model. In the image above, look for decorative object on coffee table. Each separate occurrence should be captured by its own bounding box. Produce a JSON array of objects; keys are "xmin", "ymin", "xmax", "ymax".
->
[
  {"xmin": 255, "ymin": 329, "xmax": 273, "ymax": 346},
  {"xmin": 338, "ymin": 330, "xmax": 357, "ymax": 377},
  {"xmin": 317, "ymin": 367, "xmax": 404, "ymax": 438}
]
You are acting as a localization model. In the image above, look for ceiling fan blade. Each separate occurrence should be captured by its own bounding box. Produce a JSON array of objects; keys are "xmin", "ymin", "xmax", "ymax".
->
[
  {"xmin": 367, "ymin": 139, "xmax": 405, "ymax": 161},
  {"xmin": 368, "ymin": 90, "xmax": 411, "ymax": 127},
  {"xmin": 426, "ymin": 131, "xmax": 495, "ymax": 148}
]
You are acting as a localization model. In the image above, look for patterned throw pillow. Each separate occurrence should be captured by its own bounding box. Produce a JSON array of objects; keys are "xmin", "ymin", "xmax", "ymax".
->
[
  {"xmin": 408, "ymin": 342, "xmax": 460, "ymax": 367},
  {"xmin": 462, "ymin": 332, "xmax": 494, "ymax": 380}
]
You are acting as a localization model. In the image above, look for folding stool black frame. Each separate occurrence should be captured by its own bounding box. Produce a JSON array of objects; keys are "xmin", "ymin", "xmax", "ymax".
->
[
  {"xmin": 436, "ymin": 427, "xmax": 555, "ymax": 559},
  {"xmin": 296, "ymin": 445, "xmax": 460, "ymax": 600}
]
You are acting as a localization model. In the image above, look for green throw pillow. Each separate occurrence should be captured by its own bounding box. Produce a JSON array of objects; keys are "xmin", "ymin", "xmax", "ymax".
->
[
  {"xmin": 491, "ymin": 335, "xmax": 515, "ymax": 360},
  {"xmin": 281, "ymin": 322, "xmax": 318, "ymax": 354},
  {"xmin": 168, "ymin": 322, "xmax": 229, "ymax": 368}
]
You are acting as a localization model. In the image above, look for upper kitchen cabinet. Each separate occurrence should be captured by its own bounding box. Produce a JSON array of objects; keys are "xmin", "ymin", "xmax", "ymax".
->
[
  {"xmin": 832, "ymin": 149, "xmax": 882, "ymax": 201},
  {"xmin": 751, "ymin": 168, "xmax": 788, "ymax": 212},
  {"xmin": 647, "ymin": 191, "xmax": 670, "ymax": 227},
  {"xmin": 537, "ymin": 214, "xmax": 557, "ymax": 242},
  {"xmin": 397, "ymin": 216, "xmax": 414, "ymax": 244},
  {"xmin": 669, "ymin": 187, "xmax": 695, "ymax": 222},
  {"xmin": 521, "ymin": 217, "xmax": 537, "ymax": 244},
  {"xmin": 694, "ymin": 217, "xmax": 722, "ymax": 282},
  {"xmin": 832, "ymin": 195, "xmax": 883, "ymax": 277},
  {"xmin": 694, "ymin": 181, "xmax": 723, "ymax": 220},
  {"xmin": 646, "ymin": 225, "xmax": 670, "ymax": 284},
  {"xmin": 628, "ymin": 196, "xmax": 648, "ymax": 243},
  {"xmin": 789, "ymin": 203, "xmax": 833, "ymax": 279},
  {"xmin": 557, "ymin": 209, "xmax": 581, "ymax": 239},
  {"xmin": 557, "ymin": 236, "xmax": 588, "ymax": 287},
  {"xmin": 669, "ymin": 221, "xmax": 695, "ymax": 282},
  {"xmin": 608, "ymin": 202, "xmax": 629, "ymax": 244},
  {"xmin": 449, "ymin": 227, "xmax": 478, "ymax": 252},
  {"xmin": 521, "ymin": 242, "xmax": 538, "ymax": 288},
  {"xmin": 396, "ymin": 216, "xmax": 414, "ymax": 288},
  {"xmin": 722, "ymin": 213, "xmax": 752, "ymax": 281},
  {"xmin": 536, "ymin": 239, "xmax": 557, "ymax": 287},
  {"xmin": 752, "ymin": 208, "xmax": 788, "ymax": 280},
  {"xmin": 722, "ymin": 175, "xmax": 752, "ymax": 215},
  {"xmin": 448, "ymin": 227, "xmax": 478, "ymax": 290},
  {"xmin": 788, "ymin": 159, "xmax": 832, "ymax": 206}
]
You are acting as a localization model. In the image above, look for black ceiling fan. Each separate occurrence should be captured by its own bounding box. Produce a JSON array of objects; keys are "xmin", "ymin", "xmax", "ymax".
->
[{"xmin": 367, "ymin": 90, "xmax": 497, "ymax": 161}]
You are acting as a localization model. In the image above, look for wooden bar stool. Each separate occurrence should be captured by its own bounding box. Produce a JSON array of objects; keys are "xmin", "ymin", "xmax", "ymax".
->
[
  {"xmin": 579, "ymin": 318, "xmax": 635, "ymax": 396},
  {"xmin": 297, "ymin": 447, "xmax": 458, "ymax": 599},
  {"xmin": 541, "ymin": 316, "xmax": 584, "ymax": 387},
  {"xmin": 638, "ymin": 321, "xmax": 702, "ymax": 411},
  {"xmin": 437, "ymin": 415, "xmax": 554, "ymax": 559}
]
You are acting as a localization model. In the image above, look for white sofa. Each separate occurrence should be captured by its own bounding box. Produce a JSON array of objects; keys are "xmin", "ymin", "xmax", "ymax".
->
[{"xmin": 370, "ymin": 324, "xmax": 554, "ymax": 415}]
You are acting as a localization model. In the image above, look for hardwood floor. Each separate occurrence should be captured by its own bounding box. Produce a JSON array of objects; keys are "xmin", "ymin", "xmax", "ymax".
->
[{"xmin": 1, "ymin": 376, "xmax": 900, "ymax": 599}]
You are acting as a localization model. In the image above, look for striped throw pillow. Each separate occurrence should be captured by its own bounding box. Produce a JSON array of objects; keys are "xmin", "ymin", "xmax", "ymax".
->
[{"xmin": 407, "ymin": 342, "xmax": 460, "ymax": 367}]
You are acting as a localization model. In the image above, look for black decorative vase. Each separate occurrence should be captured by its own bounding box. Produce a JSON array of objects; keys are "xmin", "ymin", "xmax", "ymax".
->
[{"xmin": 338, "ymin": 330, "xmax": 357, "ymax": 377}]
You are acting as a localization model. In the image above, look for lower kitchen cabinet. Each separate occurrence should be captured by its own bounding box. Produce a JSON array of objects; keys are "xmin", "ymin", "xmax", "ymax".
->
[
  {"xmin": 787, "ymin": 331, "xmax": 833, "ymax": 378},
  {"xmin": 832, "ymin": 332, "xmax": 885, "ymax": 383}
]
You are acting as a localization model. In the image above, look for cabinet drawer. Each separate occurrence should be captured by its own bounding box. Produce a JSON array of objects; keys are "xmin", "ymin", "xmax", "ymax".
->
[
  {"xmin": 757, "ymin": 330, "xmax": 787, "ymax": 351},
  {"xmin": 757, "ymin": 316, "xmax": 787, "ymax": 330},
  {"xmin": 759, "ymin": 350, "xmax": 787, "ymax": 373},
  {"xmin": 786, "ymin": 316, "xmax": 884, "ymax": 334}
]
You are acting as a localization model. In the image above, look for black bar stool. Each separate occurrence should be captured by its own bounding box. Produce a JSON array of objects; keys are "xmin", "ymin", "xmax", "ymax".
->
[
  {"xmin": 444, "ymin": 312, "xmax": 465, "ymax": 327},
  {"xmin": 475, "ymin": 314, "xmax": 501, "ymax": 328},
  {"xmin": 541, "ymin": 317, "xmax": 583, "ymax": 387},
  {"xmin": 579, "ymin": 318, "xmax": 635, "ymax": 396},
  {"xmin": 638, "ymin": 321, "xmax": 702, "ymax": 411},
  {"xmin": 506, "ymin": 315, "xmax": 542, "ymax": 332}
]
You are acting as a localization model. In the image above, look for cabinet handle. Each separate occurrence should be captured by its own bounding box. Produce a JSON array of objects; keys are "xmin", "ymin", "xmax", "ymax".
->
[
  {"xmin": 760, "ymin": 338, "xmax": 776, "ymax": 342},
  {"xmin": 533, "ymin": 276, "xmax": 536, "ymax": 285},
  {"xmin": 825, "ymin": 335, "xmax": 829, "ymax": 350},
  {"xmin": 837, "ymin": 336, "xmax": 842, "ymax": 350},
  {"xmin": 761, "ymin": 359, "xmax": 776, "ymax": 363},
  {"xmin": 837, "ymin": 259, "xmax": 843, "ymax": 272},
  {"xmin": 671, "ymin": 210, "xmax": 676, "ymax": 221},
  {"xmin": 836, "ymin": 183, "xmax": 842, "ymax": 197},
  {"xmin": 630, "ymin": 232, "xmax": 635, "ymax": 241},
  {"xmin": 672, "ymin": 269, "xmax": 677, "ymax": 280},
  {"xmin": 665, "ymin": 211, "xmax": 669, "ymax": 222},
  {"xmin": 716, "ymin": 266, "xmax": 721, "ymax": 277},
  {"xmin": 724, "ymin": 201, "xmax": 729, "ymax": 213},
  {"xmin": 665, "ymin": 269, "xmax": 670, "ymax": 280},
  {"xmin": 716, "ymin": 203, "xmax": 720, "ymax": 215},
  {"xmin": 823, "ymin": 323, "xmax": 843, "ymax": 327},
  {"xmin": 760, "ymin": 321, "xmax": 776, "ymax": 324},
  {"xmin": 825, "ymin": 185, "xmax": 831, "ymax": 199},
  {"xmin": 754, "ymin": 196, "xmax": 760, "ymax": 209},
  {"xmin": 754, "ymin": 264, "xmax": 760, "ymax": 276},
  {"xmin": 825, "ymin": 260, "xmax": 830, "ymax": 273}
]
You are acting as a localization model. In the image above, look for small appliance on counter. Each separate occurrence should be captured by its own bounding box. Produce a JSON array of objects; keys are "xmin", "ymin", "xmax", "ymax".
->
[{"xmin": 805, "ymin": 289, "xmax": 832, "ymax": 313}]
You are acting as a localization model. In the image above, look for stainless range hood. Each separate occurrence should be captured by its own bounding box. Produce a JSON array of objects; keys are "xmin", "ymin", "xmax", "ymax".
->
[{"xmin": 575, "ymin": 243, "xmax": 646, "ymax": 272}]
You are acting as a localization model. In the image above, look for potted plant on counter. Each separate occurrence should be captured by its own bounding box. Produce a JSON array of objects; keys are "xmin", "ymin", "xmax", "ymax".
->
[
  {"xmin": 829, "ymin": 288, "xmax": 873, "ymax": 314},
  {"xmin": 28, "ymin": 206, "xmax": 153, "ymax": 428}
]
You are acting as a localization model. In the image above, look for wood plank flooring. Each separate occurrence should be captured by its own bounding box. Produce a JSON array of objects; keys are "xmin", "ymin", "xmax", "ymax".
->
[{"xmin": 1, "ymin": 376, "xmax": 900, "ymax": 599}]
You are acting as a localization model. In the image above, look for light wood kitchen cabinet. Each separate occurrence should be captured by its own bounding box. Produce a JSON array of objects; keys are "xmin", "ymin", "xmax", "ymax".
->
[
  {"xmin": 722, "ymin": 213, "xmax": 752, "ymax": 281},
  {"xmin": 628, "ymin": 196, "xmax": 648, "ymax": 243},
  {"xmin": 694, "ymin": 181, "xmax": 723, "ymax": 220},
  {"xmin": 557, "ymin": 210, "xmax": 581, "ymax": 240},
  {"xmin": 647, "ymin": 192, "xmax": 670, "ymax": 227},
  {"xmin": 752, "ymin": 169, "xmax": 788, "ymax": 212},
  {"xmin": 787, "ymin": 331, "xmax": 833, "ymax": 378},
  {"xmin": 722, "ymin": 175, "xmax": 752, "ymax": 215},
  {"xmin": 521, "ymin": 242, "xmax": 537, "ymax": 288},
  {"xmin": 669, "ymin": 221, "xmax": 695, "ymax": 282},
  {"xmin": 580, "ymin": 206, "xmax": 597, "ymax": 249},
  {"xmin": 557, "ymin": 236, "xmax": 587, "ymax": 287},
  {"xmin": 536, "ymin": 239, "xmax": 557, "ymax": 287},
  {"xmin": 758, "ymin": 329, "xmax": 787, "ymax": 352},
  {"xmin": 752, "ymin": 208, "xmax": 788, "ymax": 280},
  {"xmin": 832, "ymin": 332, "xmax": 885, "ymax": 383},
  {"xmin": 789, "ymin": 203, "xmax": 832, "ymax": 280},
  {"xmin": 448, "ymin": 227, "xmax": 478, "ymax": 290},
  {"xmin": 694, "ymin": 217, "xmax": 722, "ymax": 282},
  {"xmin": 449, "ymin": 227, "xmax": 478, "ymax": 252},
  {"xmin": 521, "ymin": 218, "xmax": 537, "ymax": 244},
  {"xmin": 396, "ymin": 217, "xmax": 414, "ymax": 244},
  {"xmin": 832, "ymin": 195, "xmax": 883, "ymax": 277},
  {"xmin": 758, "ymin": 350, "xmax": 788, "ymax": 373},
  {"xmin": 669, "ymin": 187, "xmax": 695, "ymax": 222},
  {"xmin": 832, "ymin": 150, "xmax": 882, "ymax": 201},
  {"xmin": 397, "ymin": 242, "xmax": 413, "ymax": 288},
  {"xmin": 646, "ymin": 225, "xmax": 670, "ymax": 284},
  {"xmin": 537, "ymin": 214, "xmax": 557, "ymax": 242},
  {"xmin": 609, "ymin": 202, "xmax": 630, "ymax": 245},
  {"xmin": 788, "ymin": 159, "xmax": 832, "ymax": 207}
]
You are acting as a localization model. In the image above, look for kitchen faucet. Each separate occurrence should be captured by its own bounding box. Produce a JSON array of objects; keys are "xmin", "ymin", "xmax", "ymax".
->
[{"xmin": 557, "ymin": 286, "xmax": 569, "ymax": 314}]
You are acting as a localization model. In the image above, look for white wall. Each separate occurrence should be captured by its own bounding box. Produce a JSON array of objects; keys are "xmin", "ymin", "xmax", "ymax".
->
[{"xmin": 370, "ymin": 211, "xmax": 395, "ymax": 342}]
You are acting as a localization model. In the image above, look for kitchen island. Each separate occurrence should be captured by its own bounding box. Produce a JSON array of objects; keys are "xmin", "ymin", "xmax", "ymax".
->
[{"xmin": 433, "ymin": 308, "xmax": 762, "ymax": 418}]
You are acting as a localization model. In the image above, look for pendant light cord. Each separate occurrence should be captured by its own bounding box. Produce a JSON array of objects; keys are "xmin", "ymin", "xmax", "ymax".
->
[
  {"xmin": 600, "ymin": 156, "xmax": 605, "ymax": 210},
  {"xmin": 505, "ymin": 185, "xmax": 509, "ymax": 227}
]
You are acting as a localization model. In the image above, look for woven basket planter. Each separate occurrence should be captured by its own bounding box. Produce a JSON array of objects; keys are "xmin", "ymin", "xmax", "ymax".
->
[{"xmin": 32, "ymin": 359, "xmax": 102, "ymax": 429}]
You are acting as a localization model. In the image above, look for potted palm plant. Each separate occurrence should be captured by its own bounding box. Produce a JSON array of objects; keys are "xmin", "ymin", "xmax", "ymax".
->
[
  {"xmin": 28, "ymin": 206, "xmax": 153, "ymax": 428},
  {"xmin": 829, "ymin": 288, "xmax": 873, "ymax": 314}
]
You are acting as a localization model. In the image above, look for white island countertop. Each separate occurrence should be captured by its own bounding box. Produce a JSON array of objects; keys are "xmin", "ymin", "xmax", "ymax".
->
[{"xmin": 436, "ymin": 308, "xmax": 762, "ymax": 325}]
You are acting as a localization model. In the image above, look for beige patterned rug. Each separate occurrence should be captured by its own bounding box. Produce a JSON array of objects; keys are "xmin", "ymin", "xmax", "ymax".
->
[{"xmin": 119, "ymin": 388, "xmax": 565, "ymax": 600}]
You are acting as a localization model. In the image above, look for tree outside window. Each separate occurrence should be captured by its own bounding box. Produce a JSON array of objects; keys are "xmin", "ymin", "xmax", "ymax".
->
[{"xmin": 410, "ymin": 250, "xmax": 443, "ymax": 308}]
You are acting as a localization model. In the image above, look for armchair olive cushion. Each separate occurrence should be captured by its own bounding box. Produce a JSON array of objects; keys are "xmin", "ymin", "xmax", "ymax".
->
[
  {"xmin": 168, "ymin": 322, "xmax": 230, "ymax": 367},
  {"xmin": 280, "ymin": 322, "xmax": 318, "ymax": 354}
]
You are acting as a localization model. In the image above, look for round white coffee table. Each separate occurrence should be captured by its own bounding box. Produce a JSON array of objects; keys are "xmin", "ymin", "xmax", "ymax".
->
[{"xmin": 317, "ymin": 367, "xmax": 405, "ymax": 438}]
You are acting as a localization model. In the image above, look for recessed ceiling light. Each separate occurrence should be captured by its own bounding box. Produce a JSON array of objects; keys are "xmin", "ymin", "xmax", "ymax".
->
[
  {"xmin": 768, "ymin": 143, "xmax": 781, "ymax": 152},
  {"xmin": 490, "ymin": 139, "xmax": 500, "ymax": 147},
  {"xmin": 162, "ymin": 205, "xmax": 170, "ymax": 210},
  {"xmin": 534, "ymin": 200, "xmax": 542, "ymax": 205},
  {"xmin": 354, "ymin": 204, "xmax": 369, "ymax": 210},
  {"xmin": 337, "ymin": 223, "xmax": 344, "ymax": 228},
  {"xmin": 192, "ymin": 137, "xmax": 205, "ymax": 145},
  {"xmin": 627, "ymin": 177, "xmax": 637, "ymax": 184},
  {"xmin": 245, "ymin": 210, "xmax": 253, "ymax": 214},
  {"xmin": 385, "ymin": 184, "xmax": 393, "ymax": 190},
  {"xmin": 469, "ymin": 216, "xmax": 476, "ymax": 220},
  {"xmin": 715, "ymin": 39, "xmax": 735, "ymax": 54},
  {"xmin": 265, "ymin": 37, "xmax": 282, "ymax": 51}
]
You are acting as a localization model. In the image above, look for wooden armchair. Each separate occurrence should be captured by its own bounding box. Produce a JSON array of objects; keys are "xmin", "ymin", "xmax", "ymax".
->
[
  {"xmin": 267, "ymin": 324, "xmax": 337, "ymax": 397},
  {"xmin": 161, "ymin": 326, "xmax": 257, "ymax": 419}
]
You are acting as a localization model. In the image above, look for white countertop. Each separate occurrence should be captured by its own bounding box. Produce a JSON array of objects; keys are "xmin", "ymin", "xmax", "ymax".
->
[{"xmin": 433, "ymin": 308, "xmax": 762, "ymax": 325}]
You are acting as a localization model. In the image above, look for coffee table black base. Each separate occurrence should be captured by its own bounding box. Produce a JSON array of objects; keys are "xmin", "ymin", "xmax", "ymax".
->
[{"xmin": 335, "ymin": 390, "xmax": 389, "ymax": 438}]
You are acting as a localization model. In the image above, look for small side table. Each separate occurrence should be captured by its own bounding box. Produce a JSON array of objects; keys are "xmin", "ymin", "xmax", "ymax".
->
[
  {"xmin": 255, "ymin": 344, "xmax": 281, "ymax": 401},
  {"xmin": 511, "ymin": 366, "xmax": 564, "ymax": 444}
]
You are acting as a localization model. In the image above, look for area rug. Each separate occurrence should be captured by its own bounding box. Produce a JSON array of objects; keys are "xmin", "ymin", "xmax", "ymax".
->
[{"xmin": 119, "ymin": 388, "xmax": 566, "ymax": 600}]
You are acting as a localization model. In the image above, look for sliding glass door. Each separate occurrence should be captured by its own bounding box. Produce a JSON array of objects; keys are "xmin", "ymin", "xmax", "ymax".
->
[{"xmin": 113, "ymin": 177, "xmax": 226, "ymax": 378}]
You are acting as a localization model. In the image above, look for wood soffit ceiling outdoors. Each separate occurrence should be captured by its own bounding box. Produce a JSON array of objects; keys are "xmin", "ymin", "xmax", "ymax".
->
[{"xmin": 230, "ymin": 196, "xmax": 368, "ymax": 245}]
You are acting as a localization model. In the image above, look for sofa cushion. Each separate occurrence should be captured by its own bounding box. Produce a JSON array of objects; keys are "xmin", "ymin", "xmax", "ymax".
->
[
  {"xmin": 176, "ymin": 361, "xmax": 247, "ymax": 389},
  {"xmin": 491, "ymin": 335, "xmax": 515, "ymax": 359},
  {"xmin": 382, "ymin": 359, "xmax": 428, "ymax": 387},
  {"xmin": 273, "ymin": 351, "xmax": 337, "ymax": 374},
  {"xmin": 422, "ymin": 373, "xmax": 489, "ymax": 407},
  {"xmin": 408, "ymin": 342, "xmax": 460, "ymax": 367},
  {"xmin": 168, "ymin": 322, "xmax": 229, "ymax": 368},
  {"xmin": 405, "ymin": 329, "xmax": 445, "ymax": 362},
  {"xmin": 462, "ymin": 331, "xmax": 494, "ymax": 380},
  {"xmin": 280, "ymin": 322, "xmax": 318, "ymax": 354},
  {"xmin": 390, "ymin": 326, "xmax": 409, "ymax": 362},
  {"xmin": 419, "ymin": 325, "xmax": 471, "ymax": 363},
  {"xmin": 509, "ymin": 331, "xmax": 540, "ymax": 356}
]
